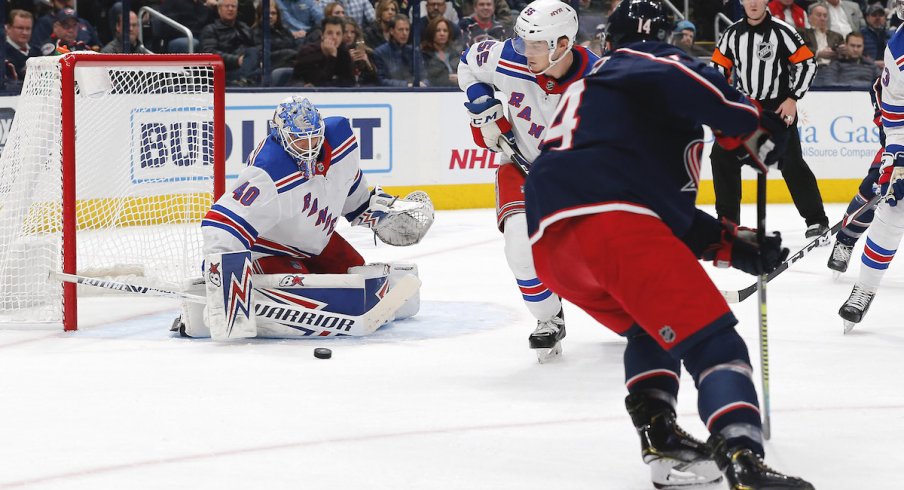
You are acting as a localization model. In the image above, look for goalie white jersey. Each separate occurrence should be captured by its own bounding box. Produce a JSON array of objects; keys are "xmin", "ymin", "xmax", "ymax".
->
[
  {"xmin": 202, "ymin": 116, "xmax": 372, "ymax": 261},
  {"xmin": 457, "ymin": 39, "xmax": 599, "ymax": 161}
]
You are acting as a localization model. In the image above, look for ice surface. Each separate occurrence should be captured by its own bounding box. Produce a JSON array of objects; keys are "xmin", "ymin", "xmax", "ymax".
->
[{"xmin": 0, "ymin": 204, "xmax": 900, "ymax": 489}]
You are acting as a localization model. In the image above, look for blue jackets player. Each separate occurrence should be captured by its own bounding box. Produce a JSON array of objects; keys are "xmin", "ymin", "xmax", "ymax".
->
[
  {"xmin": 176, "ymin": 97, "xmax": 434, "ymax": 340},
  {"xmin": 524, "ymin": 0, "xmax": 813, "ymax": 488}
]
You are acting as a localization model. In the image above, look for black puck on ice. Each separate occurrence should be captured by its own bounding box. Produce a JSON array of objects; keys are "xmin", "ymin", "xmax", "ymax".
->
[{"xmin": 314, "ymin": 347, "xmax": 332, "ymax": 359}]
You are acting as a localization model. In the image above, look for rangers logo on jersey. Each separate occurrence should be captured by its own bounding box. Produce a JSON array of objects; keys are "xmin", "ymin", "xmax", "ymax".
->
[{"xmin": 756, "ymin": 42, "xmax": 774, "ymax": 61}]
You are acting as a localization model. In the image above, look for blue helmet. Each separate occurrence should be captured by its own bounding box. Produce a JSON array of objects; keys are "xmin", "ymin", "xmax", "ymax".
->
[
  {"xmin": 270, "ymin": 96, "xmax": 325, "ymax": 175},
  {"xmin": 602, "ymin": 0, "xmax": 672, "ymax": 49}
]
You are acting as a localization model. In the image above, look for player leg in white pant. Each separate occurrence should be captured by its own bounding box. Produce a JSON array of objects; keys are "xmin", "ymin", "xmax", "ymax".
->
[
  {"xmin": 496, "ymin": 161, "xmax": 564, "ymax": 362},
  {"xmin": 840, "ymin": 201, "xmax": 904, "ymax": 331},
  {"xmin": 503, "ymin": 212, "xmax": 565, "ymax": 361}
]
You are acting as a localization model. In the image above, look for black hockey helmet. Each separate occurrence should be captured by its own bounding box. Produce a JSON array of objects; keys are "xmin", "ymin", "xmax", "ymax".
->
[{"xmin": 602, "ymin": 0, "xmax": 673, "ymax": 49}]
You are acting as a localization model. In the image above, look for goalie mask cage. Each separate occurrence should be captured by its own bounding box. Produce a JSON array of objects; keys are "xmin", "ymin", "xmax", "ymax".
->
[{"xmin": 0, "ymin": 53, "xmax": 225, "ymax": 331}]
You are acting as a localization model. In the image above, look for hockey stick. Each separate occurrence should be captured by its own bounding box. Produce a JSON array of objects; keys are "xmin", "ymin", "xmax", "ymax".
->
[
  {"xmin": 497, "ymin": 138, "xmax": 531, "ymax": 176},
  {"xmin": 719, "ymin": 193, "xmax": 882, "ymax": 303},
  {"xmin": 51, "ymin": 271, "xmax": 420, "ymax": 336},
  {"xmin": 755, "ymin": 173, "xmax": 771, "ymax": 440}
]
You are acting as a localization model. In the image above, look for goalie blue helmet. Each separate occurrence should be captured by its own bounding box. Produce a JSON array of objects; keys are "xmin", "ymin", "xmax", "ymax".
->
[
  {"xmin": 270, "ymin": 96, "xmax": 326, "ymax": 177},
  {"xmin": 602, "ymin": 0, "xmax": 672, "ymax": 49}
]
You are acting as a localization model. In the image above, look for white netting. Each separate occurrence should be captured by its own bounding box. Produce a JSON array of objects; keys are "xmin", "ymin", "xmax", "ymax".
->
[{"xmin": 0, "ymin": 54, "xmax": 221, "ymax": 323}]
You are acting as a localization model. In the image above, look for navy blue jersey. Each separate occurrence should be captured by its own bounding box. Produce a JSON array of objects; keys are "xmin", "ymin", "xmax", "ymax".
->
[{"xmin": 525, "ymin": 42, "xmax": 761, "ymax": 244}]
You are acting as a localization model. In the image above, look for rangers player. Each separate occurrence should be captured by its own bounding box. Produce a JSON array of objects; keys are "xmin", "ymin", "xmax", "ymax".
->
[
  {"xmin": 839, "ymin": 0, "xmax": 904, "ymax": 331},
  {"xmin": 458, "ymin": 0, "xmax": 599, "ymax": 362},
  {"xmin": 174, "ymin": 96, "xmax": 434, "ymax": 340}
]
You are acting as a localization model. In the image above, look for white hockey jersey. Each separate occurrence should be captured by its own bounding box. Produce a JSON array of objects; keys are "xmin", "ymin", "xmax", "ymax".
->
[
  {"xmin": 202, "ymin": 116, "xmax": 372, "ymax": 260},
  {"xmin": 457, "ymin": 39, "xmax": 600, "ymax": 161},
  {"xmin": 881, "ymin": 30, "xmax": 904, "ymax": 158}
]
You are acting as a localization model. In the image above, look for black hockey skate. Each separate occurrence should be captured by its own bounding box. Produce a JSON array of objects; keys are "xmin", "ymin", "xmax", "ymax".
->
[
  {"xmin": 529, "ymin": 309, "xmax": 565, "ymax": 363},
  {"xmin": 827, "ymin": 240, "xmax": 853, "ymax": 275},
  {"xmin": 170, "ymin": 316, "xmax": 187, "ymax": 337},
  {"xmin": 839, "ymin": 283, "xmax": 876, "ymax": 333},
  {"xmin": 708, "ymin": 435, "xmax": 814, "ymax": 490},
  {"xmin": 804, "ymin": 223, "xmax": 830, "ymax": 246},
  {"xmin": 625, "ymin": 393, "xmax": 722, "ymax": 489}
]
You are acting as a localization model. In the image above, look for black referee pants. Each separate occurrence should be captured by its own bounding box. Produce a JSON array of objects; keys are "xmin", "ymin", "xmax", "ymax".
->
[{"xmin": 710, "ymin": 122, "xmax": 829, "ymax": 228}]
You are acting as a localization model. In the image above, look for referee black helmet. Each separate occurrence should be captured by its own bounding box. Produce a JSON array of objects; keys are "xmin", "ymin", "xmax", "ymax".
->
[{"xmin": 603, "ymin": 0, "xmax": 672, "ymax": 48}]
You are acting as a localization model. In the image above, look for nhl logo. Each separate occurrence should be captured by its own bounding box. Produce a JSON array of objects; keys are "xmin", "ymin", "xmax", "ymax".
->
[
  {"xmin": 756, "ymin": 42, "xmax": 774, "ymax": 60},
  {"xmin": 316, "ymin": 162, "xmax": 325, "ymax": 173},
  {"xmin": 546, "ymin": 80, "xmax": 555, "ymax": 91},
  {"xmin": 658, "ymin": 325, "xmax": 676, "ymax": 343}
]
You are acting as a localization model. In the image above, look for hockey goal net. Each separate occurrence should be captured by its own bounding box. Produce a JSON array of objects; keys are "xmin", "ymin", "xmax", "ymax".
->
[{"xmin": 0, "ymin": 53, "xmax": 225, "ymax": 330}]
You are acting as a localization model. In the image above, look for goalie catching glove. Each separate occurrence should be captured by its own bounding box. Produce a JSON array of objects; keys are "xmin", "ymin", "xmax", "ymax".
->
[
  {"xmin": 715, "ymin": 101, "xmax": 789, "ymax": 173},
  {"xmin": 350, "ymin": 186, "xmax": 435, "ymax": 246},
  {"xmin": 702, "ymin": 219, "xmax": 789, "ymax": 276}
]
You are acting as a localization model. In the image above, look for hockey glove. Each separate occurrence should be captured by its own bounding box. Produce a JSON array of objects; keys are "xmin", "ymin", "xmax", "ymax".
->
[
  {"xmin": 703, "ymin": 219, "xmax": 789, "ymax": 276},
  {"xmin": 715, "ymin": 103, "xmax": 789, "ymax": 173},
  {"xmin": 878, "ymin": 152, "xmax": 904, "ymax": 206},
  {"xmin": 349, "ymin": 186, "xmax": 396, "ymax": 229},
  {"xmin": 465, "ymin": 96, "xmax": 517, "ymax": 154},
  {"xmin": 349, "ymin": 187, "xmax": 435, "ymax": 245}
]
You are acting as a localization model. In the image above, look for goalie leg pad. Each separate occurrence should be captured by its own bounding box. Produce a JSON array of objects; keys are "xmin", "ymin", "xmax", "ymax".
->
[
  {"xmin": 204, "ymin": 251, "xmax": 257, "ymax": 340},
  {"xmin": 503, "ymin": 213, "xmax": 562, "ymax": 322},
  {"xmin": 348, "ymin": 263, "xmax": 420, "ymax": 320},
  {"xmin": 180, "ymin": 277, "xmax": 210, "ymax": 338},
  {"xmin": 389, "ymin": 263, "xmax": 420, "ymax": 320}
]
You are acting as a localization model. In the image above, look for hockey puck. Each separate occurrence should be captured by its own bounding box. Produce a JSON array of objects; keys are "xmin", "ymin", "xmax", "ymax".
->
[{"xmin": 313, "ymin": 347, "xmax": 332, "ymax": 359}]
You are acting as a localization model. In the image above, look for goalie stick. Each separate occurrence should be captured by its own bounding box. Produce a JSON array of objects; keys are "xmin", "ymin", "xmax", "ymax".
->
[
  {"xmin": 51, "ymin": 271, "xmax": 420, "ymax": 336},
  {"xmin": 719, "ymin": 194, "xmax": 881, "ymax": 303}
]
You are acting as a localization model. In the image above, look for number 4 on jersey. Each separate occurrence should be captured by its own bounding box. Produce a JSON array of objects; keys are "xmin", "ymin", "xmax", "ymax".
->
[{"xmin": 544, "ymin": 81, "xmax": 585, "ymax": 151}]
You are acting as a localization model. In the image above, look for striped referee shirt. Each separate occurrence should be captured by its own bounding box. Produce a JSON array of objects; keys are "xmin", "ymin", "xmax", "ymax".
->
[{"xmin": 712, "ymin": 13, "xmax": 817, "ymax": 102}]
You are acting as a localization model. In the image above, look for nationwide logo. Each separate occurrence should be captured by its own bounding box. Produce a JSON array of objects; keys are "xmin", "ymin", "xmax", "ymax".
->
[{"xmin": 0, "ymin": 108, "xmax": 15, "ymax": 155}]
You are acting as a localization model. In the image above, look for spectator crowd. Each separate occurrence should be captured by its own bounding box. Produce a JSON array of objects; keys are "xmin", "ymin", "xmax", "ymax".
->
[{"xmin": 2, "ymin": 0, "xmax": 897, "ymax": 88}]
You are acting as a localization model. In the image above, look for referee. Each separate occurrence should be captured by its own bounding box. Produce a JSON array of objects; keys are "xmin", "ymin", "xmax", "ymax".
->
[{"xmin": 710, "ymin": 0, "xmax": 829, "ymax": 239}]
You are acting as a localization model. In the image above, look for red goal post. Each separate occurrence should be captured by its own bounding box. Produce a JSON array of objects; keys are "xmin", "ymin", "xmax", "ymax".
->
[{"xmin": 0, "ymin": 53, "xmax": 226, "ymax": 331}]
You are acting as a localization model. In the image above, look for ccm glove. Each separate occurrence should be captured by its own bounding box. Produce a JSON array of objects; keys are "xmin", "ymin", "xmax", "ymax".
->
[
  {"xmin": 878, "ymin": 152, "xmax": 904, "ymax": 206},
  {"xmin": 464, "ymin": 96, "xmax": 516, "ymax": 153},
  {"xmin": 703, "ymin": 219, "xmax": 790, "ymax": 275},
  {"xmin": 715, "ymin": 102, "xmax": 789, "ymax": 173}
]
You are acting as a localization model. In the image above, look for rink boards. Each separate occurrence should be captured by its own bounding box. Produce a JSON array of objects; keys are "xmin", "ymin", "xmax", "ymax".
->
[{"xmin": 0, "ymin": 89, "xmax": 876, "ymax": 210}]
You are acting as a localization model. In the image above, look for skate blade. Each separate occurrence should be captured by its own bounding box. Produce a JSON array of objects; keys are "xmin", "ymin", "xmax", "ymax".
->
[
  {"xmin": 843, "ymin": 320, "xmax": 856, "ymax": 334},
  {"xmin": 831, "ymin": 270, "xmax": 842, "ymax": 281},
  {"xmin": 649, "ymin": 458, "xmax": 722, "ymax": 489},
  {"xmin": 535, "ymin": 342, "xmax": 562, "ymax": 364}
]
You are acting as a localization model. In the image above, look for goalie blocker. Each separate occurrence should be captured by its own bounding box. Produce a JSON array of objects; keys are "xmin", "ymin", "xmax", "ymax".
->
[{"xmin": 179, "ymin": 253, "xmax": 421, "ymax": 339}]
